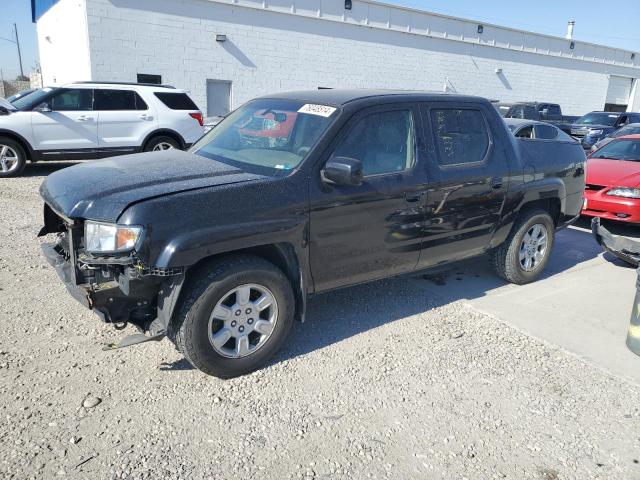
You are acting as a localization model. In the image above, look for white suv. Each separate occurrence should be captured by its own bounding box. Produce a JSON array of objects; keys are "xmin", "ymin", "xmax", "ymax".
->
[{"xmin": 0, "ymin": 82, "xmax": 204, "ymax": 177}]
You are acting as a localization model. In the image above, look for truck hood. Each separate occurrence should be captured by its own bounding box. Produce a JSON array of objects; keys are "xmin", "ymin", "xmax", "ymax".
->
[
  {"xmin": 40, "ymin": 150, "xmax": 264, "ymax": 221},
  {"xmin": 586, "ymin": 157, "xmax": 640, "ymax": 187}
]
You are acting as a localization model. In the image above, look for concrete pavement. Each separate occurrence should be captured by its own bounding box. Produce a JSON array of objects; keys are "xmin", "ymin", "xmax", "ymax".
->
[{"xmin": 421, "ymin": 222, "xmax": 640, "ymax": 384}]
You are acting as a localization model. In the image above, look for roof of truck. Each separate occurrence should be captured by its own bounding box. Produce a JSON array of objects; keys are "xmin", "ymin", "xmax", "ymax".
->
[{"xmin": 261, "ymin": 89, "xmax": 489, "ymax": 107}]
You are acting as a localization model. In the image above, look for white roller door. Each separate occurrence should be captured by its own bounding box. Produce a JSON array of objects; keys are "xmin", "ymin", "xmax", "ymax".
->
[{"xmin": 606, "ymin": 76, "xmax": 633, "ymax": 106}]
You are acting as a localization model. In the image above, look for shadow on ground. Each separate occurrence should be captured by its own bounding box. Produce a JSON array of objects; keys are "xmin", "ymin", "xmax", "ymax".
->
[{"xmin": 159, "ymin": 222, "xmax": 638, "ymax": 372}]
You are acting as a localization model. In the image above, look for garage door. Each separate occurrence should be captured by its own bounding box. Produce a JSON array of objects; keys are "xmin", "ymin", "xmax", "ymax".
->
[{"xmin": 605, "ymin": 75, "xmax": 633, "ymax": 110}]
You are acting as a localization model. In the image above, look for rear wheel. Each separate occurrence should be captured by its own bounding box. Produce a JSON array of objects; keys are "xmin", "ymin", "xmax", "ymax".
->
[
  {"xmin": 490, "ymin": 209, "xmax": 555, "ymax": 285},
  {"xmin": 0, "ymin": 137, "xmax": 27, "ymax": 178},
  {"xmin": 169, "ymin": 255, "xmax": 295, "ymax": 378},
  {"xmin": 144, "ymin": 135, "xmax": 180, "ymax": 152}
]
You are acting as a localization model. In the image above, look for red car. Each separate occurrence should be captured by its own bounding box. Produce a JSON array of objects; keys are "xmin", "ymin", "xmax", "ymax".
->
[{"xmin": 582, "ymin": 134, "xmax": 640, "ymax": 223}]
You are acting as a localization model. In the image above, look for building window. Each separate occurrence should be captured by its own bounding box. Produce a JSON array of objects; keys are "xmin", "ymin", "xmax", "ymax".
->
[{"xmin": 137, "ymin": 73, "xmax": 162, "ymax": 85}]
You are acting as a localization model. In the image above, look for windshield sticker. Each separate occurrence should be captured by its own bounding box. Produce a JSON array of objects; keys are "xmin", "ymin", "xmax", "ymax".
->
[{"xmin": 298, "ymin": 104, "xmax": 336, "ymax": 117}]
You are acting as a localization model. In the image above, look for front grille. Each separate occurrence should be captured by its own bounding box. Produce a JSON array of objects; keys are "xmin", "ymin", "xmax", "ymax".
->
[{"xmin": 141, "ymin": 266, "xmax": 184, "ymax": 277}]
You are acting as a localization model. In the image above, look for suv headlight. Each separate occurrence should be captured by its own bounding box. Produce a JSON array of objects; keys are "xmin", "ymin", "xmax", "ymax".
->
[
  {"xmin": 606, "ymin": 187, "xmax": 640, "ymax": 199},
  {"xmin": 588, "ymin": 129, "xmax": 603, "ymax": 135},
  {"xmin": 84, "ymin": 221, "xmax": 143, "ymax": 254}
]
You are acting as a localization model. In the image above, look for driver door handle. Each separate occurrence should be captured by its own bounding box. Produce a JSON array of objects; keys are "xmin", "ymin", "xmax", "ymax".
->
[
  {"xmin": 77, "ymin": 115, "xmax": 91, "ymax": 122},
  {"xmin": 404, "ymin": 191, "xmax": 425, "ymax": 203}
]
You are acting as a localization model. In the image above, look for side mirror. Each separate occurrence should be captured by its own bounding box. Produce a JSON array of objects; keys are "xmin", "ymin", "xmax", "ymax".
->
[
  {"xmin": 36, "ymin": 102, "xmax": 52, "ymax": 113},
  {"xmin": 322, "ymin": 157, "xmax": 363, "ymax": 186},
  {"xmin": 540, "ymin": 108, "xmax": 549, "ymax": 118},
  {"xmin": 0, "ymin": 106, "xmax": 10, "ymax": 115}
]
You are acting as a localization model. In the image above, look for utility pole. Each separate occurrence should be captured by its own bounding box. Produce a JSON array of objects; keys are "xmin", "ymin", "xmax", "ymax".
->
[{"xmin": 14, "ymin": 23, "xmax": 24, "ymax": 79}]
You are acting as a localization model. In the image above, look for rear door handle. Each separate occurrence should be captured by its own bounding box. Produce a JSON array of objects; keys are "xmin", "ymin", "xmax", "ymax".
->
[
  {"xmin": 490, "ymin": 177, "xmax": 503, "ymax": 189},
  {"xmin": 77, "ymin": 115, "xmax": 90, "ymax": 122},
  {"xmin": 140, "ymin": 114, "xmax": 153, "ymax": 120}
]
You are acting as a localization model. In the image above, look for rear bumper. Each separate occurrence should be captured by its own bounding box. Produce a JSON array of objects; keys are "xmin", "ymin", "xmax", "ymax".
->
[
  {"xmin": 41, "ymin": 242, "xmax": 92, "ymax": 310},
  {"xmin": 591, "ymin": 217, "xmax": 640, "ymax": 266}
]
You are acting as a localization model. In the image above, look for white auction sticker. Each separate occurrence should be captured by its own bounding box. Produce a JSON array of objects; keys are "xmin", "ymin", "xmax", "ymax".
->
[{"xmin": 298, "ymin": 104, "xmax": 336, "ymax": 117}]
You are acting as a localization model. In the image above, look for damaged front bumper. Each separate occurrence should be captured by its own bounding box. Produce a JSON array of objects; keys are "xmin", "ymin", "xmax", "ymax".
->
[{"xmin": 591, "ymin": 217, "xmax": 640, "ymax": 266}]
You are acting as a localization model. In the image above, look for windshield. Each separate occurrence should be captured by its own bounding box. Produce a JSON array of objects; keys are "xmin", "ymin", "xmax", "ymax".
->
[
  {"xmin": 192, "ymin": 99, "xmax": 336, "ymax": 173},
  {"xmin": 7, "ymin": 89, "xmax": 35, "ymax": 103},
  {"xmin": 612, "ymin": 124, "xmax": 640, "ymax": 138},
  {"xmin": 11, "ymin": 87, "xmax": 58, "ymax": 110},
  {"xmin": 575, "ymin": 112, "xmax": 619, "ymax": 126},
  {"xmin": 591, "ymin": 139, "xmax": 640, "ymax": 161}
]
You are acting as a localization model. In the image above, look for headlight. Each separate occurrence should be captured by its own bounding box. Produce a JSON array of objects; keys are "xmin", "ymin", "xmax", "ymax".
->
[
  {"xmin": 84, "ymin": 221, "xmax": 143, "ymax": 253},
  {"xmin": 606, "ymin": 187, "xmax": 640, "ymax": 199},
  {"xmin": 588, "ymin": 129, "xmax": 603, "ymax": 135}
]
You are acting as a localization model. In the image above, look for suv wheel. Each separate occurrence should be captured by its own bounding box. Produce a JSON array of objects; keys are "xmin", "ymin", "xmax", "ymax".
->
[
  {"xmin": 0, "ymin": 137, "xmax": 27, "ymax": 178},
  {"xmin": 144, "ymin": 135, "xmax": 180, "ymax": 152},
  {"xmin": 169, "ymin": 255, "xmax": 295, "ymax": 378},
  {"xmin": 490, "ymin": 209, "xmax": 555, "ymax": 285}
]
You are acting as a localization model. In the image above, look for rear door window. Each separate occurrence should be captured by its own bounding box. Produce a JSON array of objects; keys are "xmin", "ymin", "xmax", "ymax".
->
[
  {"xmin": 94, "ymin": 89, "xmax": 148, "ymax": 110},
  {"xmin": 50, "ymin": 89, "xmax": 93, "ymax": 111},
  {"xmin": 523, "ymin": 106, "xmax": 538, "ymax": 119},
  {"xmin": 547, "ymin": 104, "xmax": 561, "ymax": 116},
  {"xmin": 154, "ymin": 92, "xmax": 198, "ymax": 110},
  {"xmin": 534, "ymin": 124, "xmax": 558, "ymax": 140},
  {"xmin": 515, "ymin": 125, "xmax": 534, "ymax": 139},
  {"xmin": 430, "ymin": 109, "xmax": 490, "ymax": 165}
]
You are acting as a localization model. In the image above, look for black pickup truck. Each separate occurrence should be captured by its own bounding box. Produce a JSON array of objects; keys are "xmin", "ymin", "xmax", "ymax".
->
[
  {"xmin": 495, "ymin": 102, "xmax": 579, "ymax": 134},
  {"xmin": 39, "ymin": 90, "xmax": 586, "ymax": 378}
]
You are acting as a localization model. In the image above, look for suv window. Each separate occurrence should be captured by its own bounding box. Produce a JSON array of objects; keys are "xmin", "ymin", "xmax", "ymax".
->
[
  {"xmin": 547, "ymin": 104, "xmax": 561, "ymax": 116},
  {"xmin": 515, "ymin": 125, "xmax": 534, "ymax": 139},
  {"xmin": 94, "ymin": 89, "xmax": 148, "ymax": 111},
  {"xmin": 523, "ymin": 106, "xmax": 537, "ymax": 119},
  {"xmin": 50, "ymin": 89, "xmax": 93, "ymax": 111},
  {"xmin": 431, "ymin": 109, "xmax": 489, "ymax": 165},
  {"xmin": 332, "ymin": 110, "xmax": 415, "ymax": 176},
  {"xmin": 154, "ymin": 92, "xmax": 198, "ymax": 110},
  {"xmin": 534, "ymin": 124, "xmax": 558, "ymax": 140}
]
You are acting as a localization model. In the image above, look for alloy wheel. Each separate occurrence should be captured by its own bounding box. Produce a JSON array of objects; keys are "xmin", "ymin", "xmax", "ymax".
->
[
  {"xmin": 519, "ymin": 223, "xmax": 548, "ymax": 271},
  {"xmin": 0, "ymin": 145, "xmax": 20, "ymax": 173},
  {"xmin": 207, "ymin": 284, "xmax": 279, "ymax": 358}
]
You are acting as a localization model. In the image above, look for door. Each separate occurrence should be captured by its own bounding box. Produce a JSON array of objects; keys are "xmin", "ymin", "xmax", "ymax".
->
[
  {"xmin": 416, "ymin": 103, "xmax": 510, "ymax": 269},
  {"xmin": 94, "ymin": 89, "xmax": 157, "ymax": 153},
  {"xmin": 206, "ymin": 80, "xmax": 231, "ymax": 117},
  {"xmin": 31, "ymin": 88, "xmax": 98, "ymax": 155},
  {"xmin": 309, "ymin": 105, "xmax": 429, "ymax": 292},
  {"xmin": 605, "ymin": 76, "xmax": 633, "ymax": 111}
]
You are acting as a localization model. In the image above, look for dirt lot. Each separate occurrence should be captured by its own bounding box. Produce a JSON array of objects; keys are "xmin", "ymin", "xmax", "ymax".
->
[{"xmin": 1, "ymin": 163, "xmax": 640, "ymax": 480}]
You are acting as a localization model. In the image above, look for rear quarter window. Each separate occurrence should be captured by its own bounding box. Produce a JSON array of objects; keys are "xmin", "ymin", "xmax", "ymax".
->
[
  {"xmin": 430, "ymin": 109, "xmax": 490, "ymax": 165},
  {"xmin": 154, "ymin": 92, "xmax": 198, "ymax": 110}
]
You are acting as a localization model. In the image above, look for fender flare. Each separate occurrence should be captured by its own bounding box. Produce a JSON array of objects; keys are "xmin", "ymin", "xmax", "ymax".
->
[
  {"xmin": 0, "ymin": 129, "xmax": 35, "ymax": 159},
  {"xmin": 141, "ymin": 129, "xmax": 187, "ymax": 150}
]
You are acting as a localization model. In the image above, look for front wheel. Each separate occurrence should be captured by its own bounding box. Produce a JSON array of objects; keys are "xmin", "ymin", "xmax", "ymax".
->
[
  {"xmin": 169, "ymin": 255, "xmax": 295, "ymax": 378},
  {"xmin": 0, "ymin": 137, "xmax": 27, "ymax": 177},
  {"xmin": 490, "ymin": 209, "xmax": 555, "ymax": 285}
]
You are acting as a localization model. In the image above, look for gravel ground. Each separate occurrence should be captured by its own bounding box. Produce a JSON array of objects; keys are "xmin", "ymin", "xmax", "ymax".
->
[{"xmin": 1, "ymin": 162, "xmax": 640, "ymax": 480}]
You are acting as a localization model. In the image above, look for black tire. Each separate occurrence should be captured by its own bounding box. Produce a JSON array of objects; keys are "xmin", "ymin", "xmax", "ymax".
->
[
  {"xmin": 143, "ymin": 135, "xmax": 180, "ymax": 152},
  {"xmin": 168, "ymin": 255, "xmax": 295, "ymax": 378},
  {"xmin": 490, "ymin": 209, "xmax": 555, "ymax": 285},
  {"xmin": 0, "ymin": 136, "xmax": 27, "ymax": 178}
]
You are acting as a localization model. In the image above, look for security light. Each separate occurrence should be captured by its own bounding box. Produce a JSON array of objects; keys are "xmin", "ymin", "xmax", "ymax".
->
[
  {"xmin": 569, "ymin": 41, "xmax": 575, "ymax": 50},
  {"xmin": 477, "ymin": 25, "xmax": 483, "ymax": 34},
  {"xmin": 216, "ymin": 34, "xmax": 227, "ymax": 43},
  {"xmin": 345, "ymin": 0, "xmax": 352, "ymax": 10}
]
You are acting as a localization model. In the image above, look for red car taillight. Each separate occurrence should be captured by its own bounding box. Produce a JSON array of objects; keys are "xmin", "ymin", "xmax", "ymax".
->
[{"xmin": 189, "ymin": 112, "xmax": 204, "ymax": 126}]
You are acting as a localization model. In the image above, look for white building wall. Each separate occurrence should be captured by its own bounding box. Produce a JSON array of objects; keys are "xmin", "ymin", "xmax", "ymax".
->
[
  {"xmin": 44, "ymin": 0, "xmax": 640, "ymax": 116},
  {"xmin": 36, "ymin": 0, "xmax": 92, "ymax": 85}
]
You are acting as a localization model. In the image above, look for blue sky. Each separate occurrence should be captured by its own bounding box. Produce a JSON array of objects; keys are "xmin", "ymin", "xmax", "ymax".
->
[{"xmin": 1, "ymin": 0, "xmax": 639, "ymax": 79}]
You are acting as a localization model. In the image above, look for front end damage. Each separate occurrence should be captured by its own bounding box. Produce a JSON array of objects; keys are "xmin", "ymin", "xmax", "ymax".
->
[
  {"xmin": 591, "ymin": 217, "xmax": 640, "ymax": 267},
  {"xmin": 39, "ymin": 204, "xmax": 183, "ymax": 347}
]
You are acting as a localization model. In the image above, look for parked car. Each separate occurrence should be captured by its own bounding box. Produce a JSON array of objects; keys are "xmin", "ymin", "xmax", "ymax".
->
[
  {"xmin": 590, "ymin": 123, "xmax": 640, "ymax": 152},
  {"xmin": 495, "ymin": 101, "xmax": 578, "ymax": 133},
  {"xmin": 0, "ymin": 81, "xmax": 204, "ymax": 177},
  {"xmin": 504, "ymin": 118, "xmax": 576, "ymax": 141},
  {"xmin": 570, "ymin": 111, "xmax": 640, "ymax": 151},
  {"xmin": 582, "ymin": 135, "xmax": 640, "ymax": 223},
  {"xmin": 6, "ymin": 88, "xmax": 36, "ymax": 103},
  {"xmin": 39, "ymin": 90, "xmax": 586, "ymax": 378}
]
